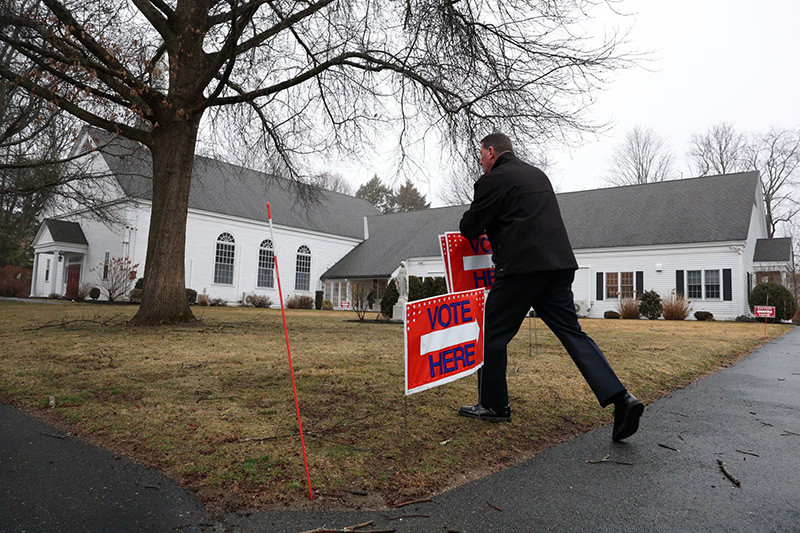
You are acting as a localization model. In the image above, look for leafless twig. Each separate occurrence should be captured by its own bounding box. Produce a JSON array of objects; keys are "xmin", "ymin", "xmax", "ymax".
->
[
  {"xmin": 394, "ymin": 498, "xmax": 435, "ymax": 508},
  {"xmin": 657, "ymin": 443, "xmax": 679, "ymax": 452},
  {"xmin": 717, "ymin": 459, "xmax": 740, "ymax": 487},
  {"xmin": 735, "ymin": 449, "xmax": 760, "ymax": 457},
  {"xmin": 486, "ymin": 500, "xmax": 503, "ymax": 512},
  {"xmin": 587, "ymin": 454, "xmax": 633, "ymax": 465}
]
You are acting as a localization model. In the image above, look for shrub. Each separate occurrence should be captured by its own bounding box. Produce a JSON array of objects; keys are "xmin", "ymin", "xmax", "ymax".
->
[
  {"xmin": 48, "ymin": 293, "xmax": 61, "ymax": 299},
  {"xmin": 639, "ymin": 290, "xmax": 662, "ymax": 320},
  {"xmin": 197, "ymin": 293, "xmax": 209, "ymax": 306},
  {"xmin": 694, "ymin": 311, "xmax": 714, "ymax": 321},
  {"xmin": 748, "ymin": 282, "xmax": 798, "ymax": 322},
  {"xmin": 321, "ymin": 298, "xmax": 333, "ymax": 311},
  {"xmin": 0, "ymin": 265, "xmax": 31, "ymax": 297},
  {"xmin": 91, "ymin": 256, "xmax": 138, "ymax": 302},
  {"xmin": 433, "ymin": 276, "xmax": 448, "ymax": 296},
  {"xmin": 286, "ymin": 294, "xmax": 314, "ymax": 309},
  {"xmin": 381, "ymin": 279, "xmax": 399, "ymax": 318},
  {"xmin": 74, "ymin": 283, "xmax": 91, "ymax": 301},
  {"xmin": 134, "ymin": 277, "xmax": 145, "ymax": 290},
  {"xmin": 735, "ymin": 314, "xmax": 755, "ymax": 322},
  {"xmin": 617, "ymin": 298, "xmax": 641, "ymax": 319},
  {"xmin": 246, "ymin": 293, "xmax": 272, "ymax": 308},
  {"xmin": 185, "ymin": 288, "xmax": 197, "ymax": 304},
  {"xmin": 408, "ymin": 275, "xmax": 424, "ymax": 302},
  {"xmin": 604, "ymin": 310, "xmax": 620, "ymax": 319},
  {"xmin": 662, "ymin": 291, "xmax": 692, "ymax": 320},
  {"xmin": 315, "ymin": 290, "xmax": 323, "ymax": 310},
  {"xmin": 209, "ymin": 297, "xmax": 227, "ymax": 307},
  {"xmin": 89, "ymin": 287, "xmax": 101, "ymax": 300},
  {"xmin": 129, "ymin": 288, "xmax": 143, "ymax": 303}
]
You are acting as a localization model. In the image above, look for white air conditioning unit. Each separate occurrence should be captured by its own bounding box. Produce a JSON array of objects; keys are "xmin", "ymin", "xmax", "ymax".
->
[{"xmin": 574, "ymin": 300, "xmax": 591, "ymax": 317}]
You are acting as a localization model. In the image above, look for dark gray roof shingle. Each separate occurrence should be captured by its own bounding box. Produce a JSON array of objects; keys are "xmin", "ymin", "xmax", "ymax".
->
[
  {"xmin": 753, "ymin": 237, "xmax": 792, "ymax": 262},
  {"xmin": 89, "ymin": 129, "xmax": 378, "ymax": 239},
  {"xmin": 323, "ymin": 172, "xmax": 762, "ymax": 279},
  {"xmin": 43, "ymin": 219, "xmax": 88, "ymax": 245}
]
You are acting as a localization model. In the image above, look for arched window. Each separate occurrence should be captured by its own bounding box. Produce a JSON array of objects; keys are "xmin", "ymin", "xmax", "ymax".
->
[
  {"xmin": 257, "ymin": 239, "xmax": 274, "ymax": 288},
  {"xmin": 214, "ymin": 232, "xmax": 235, "ymax": 284},
  {"xmin": 295, "ymin": 245, "xmax": 311, "ymax": 291}
]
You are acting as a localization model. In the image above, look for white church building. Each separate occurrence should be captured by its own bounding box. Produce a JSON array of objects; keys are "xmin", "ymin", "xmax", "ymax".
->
[{"xmin": 31, "ymin": 129, "xmax": 793, "ymax": 320}]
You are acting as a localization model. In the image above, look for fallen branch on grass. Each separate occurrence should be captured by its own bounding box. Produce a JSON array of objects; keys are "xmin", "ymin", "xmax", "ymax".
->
[
  {"xmin": 658, "ymin": 443, "xmax": 679, "ymax": 452},
  {"xmin": 717, "ymin": 459, "xmax": 740, "ymax": 487},
  {"xmin": 393, "ymin": 498, "xmax": 435, "ymax": 508},
  {"xmin": 300, "ymin": 521, "xmax": 396, "ymax": 533},
  {"xmin": 40, "ymin": 431, "xmax": 68, "ymax": 439},
  {"xmin": 780, "ymin": 431, "xmax": 799, "ymax": 437},
  {"xmin": 24, "ymin": 315, "xmax": 121, "ymax": 330}
]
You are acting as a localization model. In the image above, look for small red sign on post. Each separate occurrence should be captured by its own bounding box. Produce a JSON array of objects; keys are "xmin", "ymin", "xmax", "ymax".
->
[
  {"xmin": 404, "ymin": 288, "xmax": 486, "ymax": 395},
  {"xmin": 442, "ymin": 232, "xmax": 495, "ymax": 293},
  {"xmin": 754, "ymin": 306, "xmax": 775, "ymax": 318},
  {"xmin": 340, "ymin": 300, "xmax": 351, "ymax": 309}
]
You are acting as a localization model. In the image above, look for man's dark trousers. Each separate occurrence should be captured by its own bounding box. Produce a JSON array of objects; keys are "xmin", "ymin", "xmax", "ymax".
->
[{"xmin": 478, "ymin": 269, "xmax": 625, "ymax": 408}]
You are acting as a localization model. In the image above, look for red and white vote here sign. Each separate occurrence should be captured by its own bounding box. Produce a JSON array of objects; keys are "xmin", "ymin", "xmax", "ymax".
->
[
  {"xmin": 442, "ymin": 232, "xmax": 495, "ymax": 293},
  {"xmin": 404, "ymin": 288, "xmax": 486, "ymax": 395},
  {"xmin": 754, "ymin": 305, "xmax": 775, "ymax": 318}
]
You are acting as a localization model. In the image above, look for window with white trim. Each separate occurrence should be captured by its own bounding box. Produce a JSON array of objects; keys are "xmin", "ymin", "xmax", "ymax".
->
[
  {"xmin": 605, "ymin": 271, "xmax": 634, "ymax": 299},
  {"xmin": 214, "ymin": 232, "xmax": 235, "ymax": 285},
  {"xmin": 704, "ymin": 269, "xmax": 720, "ymax": 299},
  {"xmin": 295, "ymin": 245, "xmax": 311, "ymax": 291},
  {"xmin": 686, "ymin": 269, "xmax": 721, "ymax": 299},
  {"xmin": 45, "ymin": 259, "xmax": 51, "ymax": 282},
  {"xmin": 257, "ymin": 239, "xmax": 274, "ymax": 288}
]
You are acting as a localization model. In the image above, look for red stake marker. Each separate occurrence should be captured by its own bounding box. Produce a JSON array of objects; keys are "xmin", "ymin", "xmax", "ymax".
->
[{"xmin": 266, "ymin": 202, "xmax": 313, "ymax": 500}]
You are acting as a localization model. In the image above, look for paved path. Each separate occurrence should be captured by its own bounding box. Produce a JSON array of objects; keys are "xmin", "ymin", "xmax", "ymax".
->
[{"xmin": 2, "ymin": 328, "xmax": 799, "ymax": 532}]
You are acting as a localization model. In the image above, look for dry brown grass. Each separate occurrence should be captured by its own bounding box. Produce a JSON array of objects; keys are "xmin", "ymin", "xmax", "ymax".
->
[{"xmin": 0, "ymin": 300, "xmax": 790, "ymax": 512}]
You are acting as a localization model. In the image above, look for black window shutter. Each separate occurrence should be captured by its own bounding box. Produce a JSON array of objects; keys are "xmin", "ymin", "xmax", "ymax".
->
[
  {"xmin": 723, "ymin": 269, "xmax": 732, "ymax": 301},
  {"xmin": 636, "ymin": 271, "xmax": 644, "ymax": 298},
  {"xmin": 676, "ymin": 270, "xmax": 684, "ymax": 297},
  {"xmin": 596, "ymin": 272, "xmax": 604, "ymax": 300}
]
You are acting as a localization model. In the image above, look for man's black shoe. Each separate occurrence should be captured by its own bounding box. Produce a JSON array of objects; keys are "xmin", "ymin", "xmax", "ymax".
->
[
  {"xmin": 458, "ymin": 404, "xmax": 511, "ymax": 423},
  {"xmin": 612, "ymin": 392, "xmax": 644, "ymax": 441}
]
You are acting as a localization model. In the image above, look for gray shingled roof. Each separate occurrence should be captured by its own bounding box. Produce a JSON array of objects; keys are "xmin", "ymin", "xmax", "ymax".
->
[
  {"xmin": 323, "ymin": 172, "xmax": 761, "ymax": 279},
  {"xmin": 753, "ymin": 237, "xmax": 792, "ymax": 262},
  {"xmin": 43, "ymin": 218, "xmax": 88, "ymax": 245},
  {"xmin": 89, "ymin": 129, "xmax": 378, "ymax": 239}
]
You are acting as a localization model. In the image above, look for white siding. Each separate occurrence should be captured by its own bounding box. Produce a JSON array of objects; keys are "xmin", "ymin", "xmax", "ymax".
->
[{"xmin": 578, "ymin": 243, "xmax": 747, "ymax": 319}]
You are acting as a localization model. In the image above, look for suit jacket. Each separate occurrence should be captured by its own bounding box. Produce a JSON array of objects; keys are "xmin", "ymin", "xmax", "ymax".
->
[{"xmin": 459, "ymin": 152, "xmax": 578, "ymax": 277}]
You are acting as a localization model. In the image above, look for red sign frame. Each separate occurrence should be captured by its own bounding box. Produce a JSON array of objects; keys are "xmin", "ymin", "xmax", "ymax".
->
[
  {"xmin": 754, "ymin": 305, "xmax": 775, "ymax": 318},
  {"xmin": 404, "ymin": 288, "xmax": 486, "ymax": 395},
  {"xmin": 442, "ymin": 232, "xmax": 495, "ymax": 293}
]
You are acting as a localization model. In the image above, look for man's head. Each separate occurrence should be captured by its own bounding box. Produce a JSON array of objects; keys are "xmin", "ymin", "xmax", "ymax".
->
[{"xmin": 479, "ymin": 133, "xmax": 513, "ymax": 173}]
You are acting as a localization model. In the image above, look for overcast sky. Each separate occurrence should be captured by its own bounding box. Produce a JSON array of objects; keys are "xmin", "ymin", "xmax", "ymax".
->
[{"xmin": 340, "ymin": 1, "xmax": 800, "ymax": 205}]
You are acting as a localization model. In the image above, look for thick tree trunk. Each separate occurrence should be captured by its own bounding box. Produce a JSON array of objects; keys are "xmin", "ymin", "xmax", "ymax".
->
[{"xmin": 131, "ymin": 118, "xmax": 200, "ymax": 325}]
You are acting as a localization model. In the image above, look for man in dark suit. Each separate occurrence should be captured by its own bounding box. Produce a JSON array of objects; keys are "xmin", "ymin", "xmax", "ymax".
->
[{"xmin": 459, "ymin": 133, "xmax": 643, "ymax": 441}]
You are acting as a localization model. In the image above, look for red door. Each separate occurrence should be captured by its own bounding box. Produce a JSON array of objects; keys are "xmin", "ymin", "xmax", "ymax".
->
[{"xmin": 66, "ymin": 264, "xmax": 81, "ymax": 299}]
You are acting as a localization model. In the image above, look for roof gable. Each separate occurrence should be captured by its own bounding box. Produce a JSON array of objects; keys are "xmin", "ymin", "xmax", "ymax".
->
[
  {"xmin": 87, "ymin": 129, "xmax": 378, "ymax": 239},
  {"xmin": 41, "ymin": 219, "xmax": 88, "ymax": 245},
  {"xmin": 753, "ymin": 237, "xmax": 792, "ymax": 262}
]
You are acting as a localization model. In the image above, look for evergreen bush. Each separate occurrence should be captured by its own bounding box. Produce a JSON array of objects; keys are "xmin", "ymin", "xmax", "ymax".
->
[
  {"xmin": 381, "ymin": 279, "xmax": 399, "ymax": 317},
  {"xmin": 89, "ymin": 287, "xmax": 101, "ymax": 300},
  {"xmin": 322, "ymin": 298, "xmax": 334, "ymax": 311},
  {"xmin": 748, "ymin": 282, "xmax": 797, "ymax": 322},
  {"xmin": 604, "ymin": 310, "xmax": 620, "ymax": 319},
  {"xmin": 315, "ymin": 290, "xmax": 323, "ymax": 310},
  {"xmin": 185, "ymin": 288, "xmax": 197, "ymax": 304},
  {"xmin": 408, "ymin": 275, "xmax": 424, "ymax": 301},
  {"xmin": 694, "ymin": 311, "xmax": 714, "ymax": 321},
  {"xmin": 639, "ymin": 290, "xmax": 662, "ymax": 320}
]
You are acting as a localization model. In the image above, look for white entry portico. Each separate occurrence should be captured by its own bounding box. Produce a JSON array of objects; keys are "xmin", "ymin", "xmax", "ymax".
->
[{"xmin": 30, "ymin": 219, "xmax": 89, "ymax": 298}]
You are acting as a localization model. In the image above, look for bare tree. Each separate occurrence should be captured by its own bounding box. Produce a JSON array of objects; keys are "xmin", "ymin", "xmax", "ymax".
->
[
  {"xmin": 0, "ymin": 39, "xmax": 115, "ymax": 268},
  {"xmin": 0, "ymin": 0, "xmax": 633, "ymax": 324},
  {"xmin": 606, "ymin": 126, "xmax": 675, "ymax": 186},
  {"xmin": 91, "ymin": 256, "xmax": 139, "ymax": 302},
  {"xmin": 688, "ymin": 122, "xmax": 748, "ymax": 176},
  {"xmin": 745, "ymin": 128, "xmax": 800, "ymax": 238},
  {"xmin": 308, "ymin": 171, "xmax": 353, "ymax": 195}
]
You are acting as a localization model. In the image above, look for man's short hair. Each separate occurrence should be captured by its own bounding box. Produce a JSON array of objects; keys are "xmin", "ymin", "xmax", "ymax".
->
[{"xmin": 480, "ymin": 133, "xmax": 513, "ymax": 153}]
